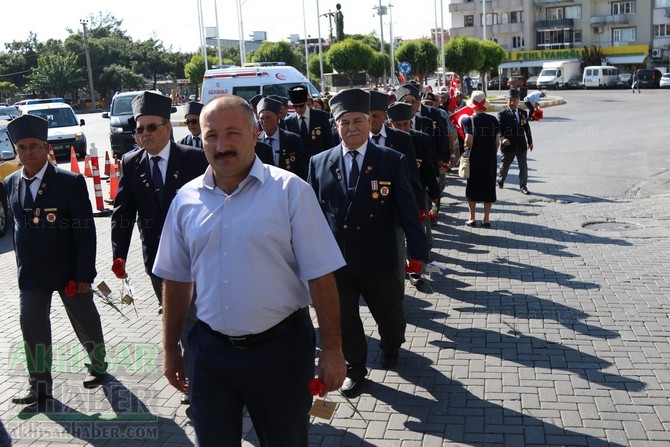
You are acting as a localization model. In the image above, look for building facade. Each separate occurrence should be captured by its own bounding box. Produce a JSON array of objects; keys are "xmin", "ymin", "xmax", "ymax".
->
[{"xmin": 448, "ymin": 0, "xmax": 669, "ymax": 76}]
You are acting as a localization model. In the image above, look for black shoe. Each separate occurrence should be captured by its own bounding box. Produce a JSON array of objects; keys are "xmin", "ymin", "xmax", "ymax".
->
[
  {"xmin": 158, "ymin": 306, "xmax": 163, "ymax": 315},
  {"xmin": 520, "ymin": 186, "xmax": 530, "ymax": 195},
  {"xmin": 381, "ymin": 350, "xmax": 399, "ymax": 369},
  {"xmin": 12, "ymin": 389, "xmax": 53, "ymax": 405},
  {"xmin": 498, "ymin": 180, "xmax": 504, "ymax": 189},
  {"xmin": 408, "ymin": 274, "xmax": 424, "ymax": 288},
  {"xmin": 83, "ymin": 371, "xmax": 109, "ymax": 389},
  {"xmin": 339, "ymin": 377, "xmax": 366, "ymax": 398},
  {"xmin": 180, "ymin": 393, "xmax": 190, "ymax": 405}
]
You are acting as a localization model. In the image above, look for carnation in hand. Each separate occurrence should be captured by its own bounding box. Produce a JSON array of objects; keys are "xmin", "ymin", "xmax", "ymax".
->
[
  {"xmin": 405, "ymin": 259, "xmax": 422, "ymax": 274},
  {"xmin": 64, "ymin": 280, "xmax": 78, "ymax": 298},
  {"xmin": 112, "ymin": 258, "xmax": 127, "ymax": 279}
]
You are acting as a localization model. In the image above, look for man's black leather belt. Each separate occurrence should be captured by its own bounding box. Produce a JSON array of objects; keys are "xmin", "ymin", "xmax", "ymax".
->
[{"xmin": 201, "ymin": 307, "xmax": 309, "ymax": 349}]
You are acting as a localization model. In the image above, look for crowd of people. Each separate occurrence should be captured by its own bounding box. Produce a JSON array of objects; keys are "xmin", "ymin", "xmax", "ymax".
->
[{"xmin": 3, "ymin": 81, "xmax": 540, "ymax": 445}]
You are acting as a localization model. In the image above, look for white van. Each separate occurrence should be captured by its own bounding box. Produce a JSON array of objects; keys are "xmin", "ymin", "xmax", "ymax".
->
[
  {"xmin": 200, "ymin": 64, "xmax": 321, "ymax": 104},
  {"xmin": 583, "ymin": 66, "xmax": 619, "ymax": 89},
  {"xmin": 18, "ymin": 102, "xmax": 87, "ymax": 158}
]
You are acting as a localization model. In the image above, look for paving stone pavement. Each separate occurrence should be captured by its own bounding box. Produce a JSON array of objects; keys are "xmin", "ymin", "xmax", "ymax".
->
[{"xmin": 1, "ymin": 172, "xmax": 670, "ymax": 446}]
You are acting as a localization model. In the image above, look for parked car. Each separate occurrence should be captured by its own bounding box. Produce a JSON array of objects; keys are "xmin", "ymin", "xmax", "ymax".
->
[
  {"xmin": 0, "ymin": 106, "xmax": 19, "ymax": 120},
  {"xmin": 526, "ymin": 76, "xmax": 539, "ymax": 89},
  {"xmin": 0, "ymin": 120, "xmax": 21, "ymax": 237},
  {"xmin": 614, "ymin": 73, "xmax": 633, "ymax": 89},
  {"xmin": 488, "ymin": 76, "xmax": 509, "ymax": 90},
  {"xmin": 565, "ymin": 75, "xmax": 584, "ymax": 89},
  {"xmin": 509, "ymin": 75, "xmax": 526, "ymax": 88},
  {"xmin": 659, "ymin": 73, "xmax": 670, "ymax": 89},
  {"xmin": 637, "ymin": 69, "xmax": 662, "ymax": 89}
]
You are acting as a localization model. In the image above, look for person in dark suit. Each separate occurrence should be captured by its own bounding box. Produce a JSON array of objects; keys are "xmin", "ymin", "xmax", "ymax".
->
[
  {"xmin": 307, "ymin": 89, "xmax": 428, "ymax": 398},
  {"xmin": 178, "ymin": 101, "xmax": 203, "ymax": 148},
  {"xmin": 256, "ymin": 97, "xmax": 308, "ymax": 180},
  {"xmin": 498, "ymin": 88, "xmax": 533, "ymax": 195},
  {"xmin": 285, "ymin": 85, "xmax": 334, "ymax": 158},
  {"xmin": 111, "ymin": 92, "xmax": 208, "ymax": 405},
  {"xmin": 268, "ymin": 95, "xmax": 289, "ymax": 130},
  {"xmin": 5, "ymin": 115, "xmax": 108, "ymax": 405}
]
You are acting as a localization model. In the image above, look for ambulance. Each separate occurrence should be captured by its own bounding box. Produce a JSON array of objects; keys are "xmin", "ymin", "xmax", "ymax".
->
[{"xmin": 200, "ymin": 63, "xmax": 322, "ymax": 105}]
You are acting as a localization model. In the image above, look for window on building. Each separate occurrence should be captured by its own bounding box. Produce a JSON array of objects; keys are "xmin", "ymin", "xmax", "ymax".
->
[
  {"xmin": 655, "ymin": 0, "xmax": 670, "ymax": 7},
  {"xmin": 510, "ymin": 11, "xmax": 523, "ymax": 24},
  {"xmin": 565, "ymin": 6, "xmax": 581, "ymax": 19},
  {"xmin": 654, "ymin": 24, "xmax": 670, "ymax": 37},
  {"xmin": 573, "ymin": 30, "xmax": 582, "ymax": 44},
  {"xmin": 512, "ymin": 36, "xmax": 525, "ymax": 48},
  {"xmin": 612, "ymin": 1, "xmax": 636, "ymax": 15},
  {"xmin": 501, "ymin": 13, "xmax": 509, "ymax": 24},
  {"xmin": 613, "ymin": 27, "xmax": 636, "ymax": 43},
  {"xmin": 547, "ymin": 7, "xmax": 564, "ymax": 20},
  {"xmin": 464, "ymin": 15, "xmax": 474, "ymax": 27}
]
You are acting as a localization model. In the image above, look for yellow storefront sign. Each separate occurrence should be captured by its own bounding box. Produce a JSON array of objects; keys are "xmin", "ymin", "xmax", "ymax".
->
[{"xmin": 504, "ymin": 45, "xmax": 648, "ymax": 63}]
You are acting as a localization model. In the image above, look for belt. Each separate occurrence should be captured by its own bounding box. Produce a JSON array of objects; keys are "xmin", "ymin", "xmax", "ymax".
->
[{"xmin": 200, "ymin": 307, "xmax": 309, "ymax": 349}]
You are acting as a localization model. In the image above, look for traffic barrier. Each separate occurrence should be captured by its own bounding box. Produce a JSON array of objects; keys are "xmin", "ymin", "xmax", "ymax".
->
[
  {"xmin": 47, "ymin": 144, "xmax": 57, "ymax": 166},
  {"xmin": 70, "ymin": 146, "xmax": 81, "ymax": 174},
  {"xmin": 103, "ymin": 151, "xmax": 111, "ymax": 177},
  {"xmin": 89, "ymin": 143, "xmax": 105, "ymax": 212},
  {"xmin": 84, "ymin": 155, "xmax": 93, "ymax": 177},
  {"xmin": 109, "ymin": 157, "xmax": 119, "ymax": 201}
]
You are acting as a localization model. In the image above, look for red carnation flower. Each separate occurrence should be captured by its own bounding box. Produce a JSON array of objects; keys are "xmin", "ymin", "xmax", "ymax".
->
[
  {"xmin": 418, "ymin": 210, "xmax": 426, "ymax": 222},
  {"xmin": 64, "ymin": 280, "xmax": 78, "ymax": 298},
  {"xmin": 112, "ymin": 258, "xmax": 127, "ymax": 279},
  {"xmin": 308, "ymin": 377, "xmax": 326, "ymax": 397},
  {"xmin": 405, "ymin": 259, "xmax": 422, "ymax": 274},
  {"xmin": 428, "ymin": 210, "xmax": 438, "ymax": 220}
]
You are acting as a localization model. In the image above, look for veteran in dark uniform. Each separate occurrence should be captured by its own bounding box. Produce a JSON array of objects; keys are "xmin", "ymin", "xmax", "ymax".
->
[
  {"xmin": 498, "ymin": 88, "xmax": 533, "ymax": 195},
  {"xmin": 307, "ymin": 89, "xmax": 428, "ymax": 398},
  {"xmin": 5, "ymin": 115, "xmax": 108, "ymax": 405},
  {"xmin": 178, "ymin": 101, "xmax": 204, "ymax": 148},
  {"xmin": 256, "ymin": 97, "xmax": 308, "ymax": 180},
  {"xmin": 285, "ymin": 85, "xmax": 334, "ymax": 158},
  {"xmin": 111, "ymin": 91, "xmax": 208, "ymax": 405}
]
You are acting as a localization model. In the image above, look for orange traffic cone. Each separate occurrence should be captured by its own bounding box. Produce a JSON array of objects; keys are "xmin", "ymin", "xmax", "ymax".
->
[
  {"xmin": 103, "ymin": 151, "xmax": 111, "ymax": 177},
  {"xmin": 84, "ymin": 155, "xmax": 93, "ymax": 177},
  {"xmin": 109, "ymin": 157, "xmax": 119, "ymax": 201},
  {"xmin": 70, "ymin": 146, "xmax": 81, "ymax": 174},
  {"xmin": 48, "ymin": 144, "xmax": 57, "ymax": 166}
]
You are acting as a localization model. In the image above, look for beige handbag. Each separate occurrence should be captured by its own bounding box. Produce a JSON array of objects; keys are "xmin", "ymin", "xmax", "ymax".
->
[{"xmin": 458, "ymin": 116, "xmax": 473, "ymax": 179}]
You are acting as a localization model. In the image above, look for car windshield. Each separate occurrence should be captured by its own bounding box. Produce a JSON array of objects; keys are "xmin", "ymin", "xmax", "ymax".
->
[
  {"xmin": 27, "ymin": 108, "xmax": 78, "ymax": 128},
  {"xmin": 0, "ymin": 126, "xmax": 16, "ymax": 158},
  {"xmin": 540, "ymin": 69, "xmax": 557, "ymax": 77},
  {"xmin": 0, "ymin": 107, "xmax": 19, "ymax": 118},
  {"xmin": 111, "ymin": 96, "xmax": 136, "ymax": 116}
]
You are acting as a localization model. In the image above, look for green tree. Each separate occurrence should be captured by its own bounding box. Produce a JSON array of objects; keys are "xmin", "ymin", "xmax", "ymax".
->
[
  {"xmin": 367, "ymin": 52, "xmax": 391, "ymax": 86},
  {"xmin": 184, "ymin": 53, "xmax": 219, "ymax": 93},
  {"xmin": 25, "ymin": 51, "xmax": 85, "ymax": 98},
  {"xmin": 479, "ymin": 40, "xmax": 506, "ymax": 93},
  {"xmin": 308, "ymin": 55, "xmax": 332, "ymax": 83},
  {"xmin": 326, "ymin": 39, "xmax": 374, "ymax": 87},
  {"xmin": 443, "ymin": 36, "xmax": 484, "ymax": 84},
  {"xmin": 395, "ymin": 39, "xmax": 439, "ymax": 84},
  {"xmin": 99, "ymin": 64, "xmax": 145, "ymax": 93},
  {"xmin": 251, "ymin": 41, "xmax": 300, "ymax": 68},
  {"xmin": 580, "ymin": 45, "xmax": 606, "ymax": 68},
  {"xmin": 0, "ymin": 81, "xmax": 18, "ymax": 102}
]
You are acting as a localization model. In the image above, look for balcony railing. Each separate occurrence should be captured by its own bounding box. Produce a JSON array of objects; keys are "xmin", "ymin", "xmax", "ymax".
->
[
  {"xmin": 448, "ymin": 1, "xmax": 476, "ymax": 14},
  {"xmin": 590, "ymin": 14, "xmax": 630, "ymax": 25},
  {"xmin": 536, "ymin": 18, "xmax": 575, "ymax": 29}
]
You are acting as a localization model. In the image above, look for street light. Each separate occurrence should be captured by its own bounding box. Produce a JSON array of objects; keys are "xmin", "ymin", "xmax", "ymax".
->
[
  {"xmin": 80, "ymin": 19, "xmax": 97, "ymax": 110},
  {"xmin": 373, "ymin": 2, "xmax": 388, "ymax": 89}
]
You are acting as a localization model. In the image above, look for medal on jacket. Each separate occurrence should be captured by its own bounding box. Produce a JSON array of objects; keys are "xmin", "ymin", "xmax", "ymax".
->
[
  {"xmin": 33, "ymin": 208, "xmax": 41, "ymax": 225},
  {"xmin": 335, "ymin": 169, "xmax": 342, "ymax": 181},
  {"xmin": 371, "ymin": 180, "xmax": 379, "ymax": 200}
]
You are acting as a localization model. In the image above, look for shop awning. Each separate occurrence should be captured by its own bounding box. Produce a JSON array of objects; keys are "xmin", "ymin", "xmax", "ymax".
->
[{"xmin": 605, "ymin": 55, "xmax": 647, "ymax": 65}]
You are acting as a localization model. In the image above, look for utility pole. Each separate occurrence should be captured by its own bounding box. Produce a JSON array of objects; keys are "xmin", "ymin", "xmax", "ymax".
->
[
  {"xmin": 80, "ymin": 19, "xmax": 96, "ymax": 110},
  {"xmin": 302, "ymin": 0, "xmax": 310, "ymax": 82},
  {"xmin": 320, "ymin": 10, "xmax": 335, "ymax": 44},
  {"xmin": 237, "ymin": 0, "xmax": 246, "ymax": 65},
  {"xmin": 389, "ymin": 2, "xmax": 395, "ymax": 85},
  {"xmin": 374, "ymin": 2, "xmax": 388, "ymax": 89},
  {"xmin": 317, "ymin": 0, "xmax": 325, "ymax": 86}
]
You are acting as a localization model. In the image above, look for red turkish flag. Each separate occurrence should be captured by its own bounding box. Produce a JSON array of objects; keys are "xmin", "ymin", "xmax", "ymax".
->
[{"xmin": 449, "ymin": 106, "xmax": 473, "ymax": 140}]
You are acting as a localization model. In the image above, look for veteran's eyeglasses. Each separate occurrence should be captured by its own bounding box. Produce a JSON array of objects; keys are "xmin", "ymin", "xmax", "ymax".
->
[
  {"xmin": 134, "ymin": 123, "xmax": 166, "ymax": 135},
  {"xmin": 184, "ymin": 119, "xmax": 199, "ymax": 126}
]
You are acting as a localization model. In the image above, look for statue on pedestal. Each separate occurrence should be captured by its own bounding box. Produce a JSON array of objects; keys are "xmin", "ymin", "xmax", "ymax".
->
[{"xmin": 335, "ymin": 3, "xmax": 344, "ymax": 41}]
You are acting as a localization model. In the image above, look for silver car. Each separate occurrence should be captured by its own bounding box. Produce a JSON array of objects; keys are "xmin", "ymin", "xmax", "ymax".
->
[{"xmin": 660, "ymin": 73, "xmax": 670, "ymax": 89}]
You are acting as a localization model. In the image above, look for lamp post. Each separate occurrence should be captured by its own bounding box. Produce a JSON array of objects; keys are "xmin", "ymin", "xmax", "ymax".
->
[
  {"xmin": 374, "ymin": 2, "xmax": 388, "ymax": 89},
  {"xmin": 237, "ymin": 0, "xmax": 247, "ymax": 65},
  {"xmin": 316, "ymin": 0, "xmax": 325, "ymax": 86},
  {"xmin": 389, "ymin": 2, "xmax": 396, "ymax": 86},
  {"xmin": 80, "ymin": 19, "xmax": 97, "ymax": 110},
  {"xmin": 196, "ymin": 0, "xmax": 208, "ymax": 70},
  {"xmin": 302, "ymin": 0, "xmax": 311, "ymax": 82}
]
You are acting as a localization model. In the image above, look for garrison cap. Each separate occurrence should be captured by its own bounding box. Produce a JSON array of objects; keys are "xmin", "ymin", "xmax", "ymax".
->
[
  {"xmin": 249, "ymin": 94, "xmax": 264, "ymax": 110},
  {"xmin": 395, "ymin": 84, "xmax": 420, "ymax": 101},
  {"xmin": 268, "ymin": 95, "xmax": 289, "ymax": 107},
  {"xmin": 288, "ymin": 85, "xmax": 309, "ymax": 104},
  {"xmin": 132, "ymin": 91, "xmax": 172, "ymax": 120},
  {"xmin": 184, "ymin": 101, "xmax": 203, "ymax": 116},
  {"xmin": 7, "ymin": 114, "xmax": 48, "ymax": 142},
  {"xmin": 329, "ymin": 88, "xmax": 370, "ymax": 121},
  {"xmin": 256, "ymin": 97, "xmax": 281, "ymax": 115},
  {"xmin": 369, "ymin": 90, "xmax": 389, "ymax": 111},
  {"xmin": 387, "ymin": 102, "xmax": 413, "ymax": 122}
]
